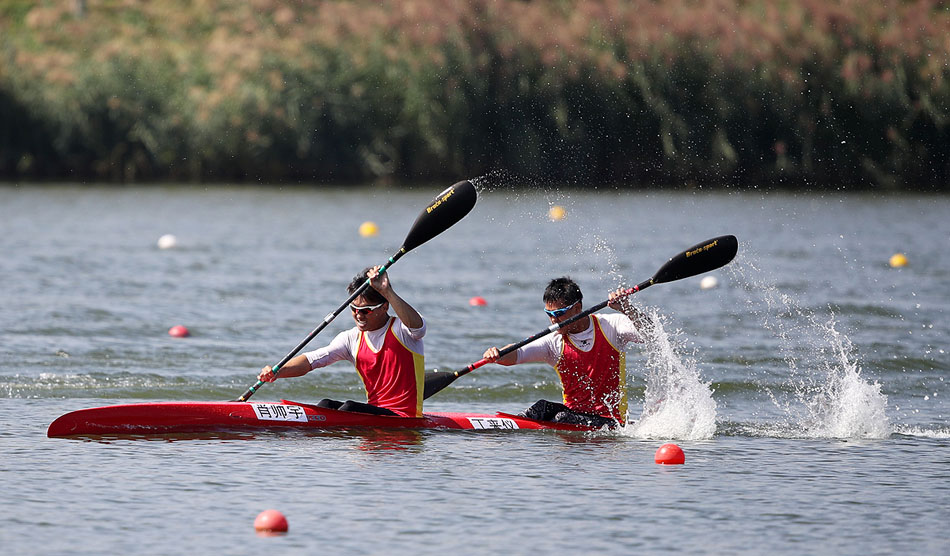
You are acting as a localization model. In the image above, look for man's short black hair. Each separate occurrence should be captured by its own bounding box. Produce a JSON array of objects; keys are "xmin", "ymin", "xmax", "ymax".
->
[
  {"xmin": 543, "ymin": 277, "xmax": 582, "ymax": 306},
  {"xmin": 347, "ymin": 266, "xmax": 386, "ymax": 304}
]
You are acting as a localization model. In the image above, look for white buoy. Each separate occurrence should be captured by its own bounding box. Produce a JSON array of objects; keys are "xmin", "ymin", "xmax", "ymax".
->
[
  {"xmin": 157, "ymin": 234, "xmax": 178, "ymax": 249},
  {"xmin": 700, "ymin": 275, "xmax": 719, "ymax": 290}
]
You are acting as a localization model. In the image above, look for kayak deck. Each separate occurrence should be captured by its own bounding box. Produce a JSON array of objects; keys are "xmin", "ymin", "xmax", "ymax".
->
[{"xmin": 47, "ymin": 399, "xmax": 597, "ymax": 437}]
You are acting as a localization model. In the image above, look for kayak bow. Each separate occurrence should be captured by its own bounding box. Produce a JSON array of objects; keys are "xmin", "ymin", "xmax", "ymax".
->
[{"xmin": 47, "ymin": 400, "xmax": 597, "ymax": 437}]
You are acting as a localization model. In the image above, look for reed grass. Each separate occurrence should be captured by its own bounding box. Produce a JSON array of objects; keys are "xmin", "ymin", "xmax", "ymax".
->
[{"xmin": 1, "ymin": 0, "xmax": 947, "ymax": 188}]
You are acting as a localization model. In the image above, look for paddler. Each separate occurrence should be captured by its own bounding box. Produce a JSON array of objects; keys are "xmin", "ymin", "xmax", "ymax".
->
[
  {"xmin": 258, "ymin": 266, "xmax": 426, "ymax": 417},
  {"xmin": 482, "ymin": 277, "xmax": 651, "ymax": 428}
]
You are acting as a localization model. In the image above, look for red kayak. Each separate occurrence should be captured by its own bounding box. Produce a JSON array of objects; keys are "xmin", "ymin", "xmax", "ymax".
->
[{"xmin": 47, "ymin": 399, "xmax": 597, "ymax": 437}]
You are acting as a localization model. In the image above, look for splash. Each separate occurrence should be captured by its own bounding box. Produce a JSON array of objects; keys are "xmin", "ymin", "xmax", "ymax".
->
[
  {"xmin": 622, "ymin": 313, "xmax": 718, "ymax": 440},
  {"xmin": 797, "ymin": 318, "xmax": 890, "ymax": 438},
  {"xmin": 467, "ymin": 169, "xmax": 529, "ymax": 192},
  {"xmin": 730, "ymin": 259, "xmax": 891, "ymax": 439},
  {"xmin": 892, "ymin": 426, "xmax": 950, "ymax": 439},
  {"xmin": 572, "ymin": 234, "xmax": 718, "ymax": 440}
]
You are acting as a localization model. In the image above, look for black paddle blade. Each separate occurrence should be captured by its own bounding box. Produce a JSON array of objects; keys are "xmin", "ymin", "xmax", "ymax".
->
[
  {"xmin": 423, "ymin": 371, "xmax": 459, "ymax": 400},
  {"xmin": 401, "ymin": 180, "xmax": 478, "ymax": 252},
  {"xmin": 652, "ymin": 235, "xmax": 738, "ymax": 284}
]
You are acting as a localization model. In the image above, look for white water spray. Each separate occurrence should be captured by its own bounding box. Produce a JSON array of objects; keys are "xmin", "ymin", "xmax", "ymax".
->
[
  {"xmin": 730, "ymin": 259, "xmax": 891, "ymax": 439},
  {"xmin": 623, "ymin": 313, "xmax": 718, "ymax": 440},
  {"xmin": 799, "ymin": 318, "xmax": 890, "ymax": 438}
]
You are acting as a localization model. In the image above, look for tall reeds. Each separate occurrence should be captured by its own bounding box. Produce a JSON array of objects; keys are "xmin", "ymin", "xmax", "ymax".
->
[{"xmin": 1, "ymin": 0, "xmax": 947, "ymax": 188}]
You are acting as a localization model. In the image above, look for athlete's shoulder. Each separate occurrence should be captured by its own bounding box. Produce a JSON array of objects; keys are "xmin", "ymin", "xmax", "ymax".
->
[
  {"xmin": 391, "ymin": 316, "xmax": 426, "ymax": 349},
  {"xmin": 338, "ymin": 326, "xmax": 362, "ymax": 341},
  {"xmin": 596, "ymin": 312, "xmax": 632, "ymax": 329},
  {"xmin": 595, "ymin": 312, "xmax": 643, "ymax": 344}
]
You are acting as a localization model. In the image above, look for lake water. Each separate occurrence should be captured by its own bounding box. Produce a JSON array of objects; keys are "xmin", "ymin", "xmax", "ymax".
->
[{"xmin": 1, "ymin": 183, "xmax": 948, "ymax": 555}]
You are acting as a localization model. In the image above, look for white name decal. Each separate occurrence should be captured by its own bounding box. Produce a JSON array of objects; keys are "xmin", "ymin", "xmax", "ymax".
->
[
  {"xmin": 251, "ymin": 403, "xmax": 308, "ymax": 422},
  {"xmin": 468, "ymin": 417, "xmax": 519, "ymax": 430}
]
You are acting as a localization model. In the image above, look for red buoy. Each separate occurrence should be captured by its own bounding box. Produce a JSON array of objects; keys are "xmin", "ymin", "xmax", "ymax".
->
[
  {"xmin": 469, "ymin": 296, "xmax": 487, "ymax": 306},
  {"xmin": 254, "ymin": 509, "xmax": 288, "ymax": 534},
  {"xmin": 654, "ymin": 443, "xmax": 685, "ymax": 465},
  {"xmin": 168, "ymin": 325, "xmax": 190, "ymax": 338}
]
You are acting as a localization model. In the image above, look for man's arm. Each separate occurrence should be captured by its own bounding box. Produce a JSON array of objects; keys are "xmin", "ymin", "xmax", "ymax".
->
[
  {"xmin": 483, "ymin": 344, "xmax": 518, "ymax": 366},
  {"xmin": 258, "ymin": 330, "xmax": 355, "ymax": 382},
  {"xmin": 258, "ymin": 354, "xmax": 311, "ymax": 382},
  {"xmin": 607, "ymin": 288, "xmax": 653, "ymax": 332},
  {"xmin": 369, "ymin": 266, "xmax": 423, "ymax": 329}
]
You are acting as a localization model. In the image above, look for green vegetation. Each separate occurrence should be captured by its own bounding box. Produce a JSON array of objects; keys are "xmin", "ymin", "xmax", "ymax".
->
[{"xmin": 1, "ymin": 0, "xmax": 948, "ymax": 189}]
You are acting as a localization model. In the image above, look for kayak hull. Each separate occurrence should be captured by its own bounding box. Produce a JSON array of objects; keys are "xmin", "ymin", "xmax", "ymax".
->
[{"xmin": 47, "ymin": 399, "xmax": 595, "ymax": 437}]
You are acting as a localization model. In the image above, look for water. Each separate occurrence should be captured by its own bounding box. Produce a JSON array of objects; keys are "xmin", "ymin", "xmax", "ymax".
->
[{"xmin": 1, "ymin": 184, "xmax": 948, "ymax": 554}]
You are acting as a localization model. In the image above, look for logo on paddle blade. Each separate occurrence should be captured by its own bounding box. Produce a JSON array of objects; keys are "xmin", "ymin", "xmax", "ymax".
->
[
  {"xmin": 685, "ymin": 239, "xmax": 718, "ymax": 257},
  {"xmin": 425, "ymin": 187, "xmax": 456, "ymax": 214}
]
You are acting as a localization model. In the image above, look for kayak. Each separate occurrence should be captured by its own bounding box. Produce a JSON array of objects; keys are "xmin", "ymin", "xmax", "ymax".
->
[{"xmin": 47, "ymin": 399, "xmax": 597, "ymax": 437}]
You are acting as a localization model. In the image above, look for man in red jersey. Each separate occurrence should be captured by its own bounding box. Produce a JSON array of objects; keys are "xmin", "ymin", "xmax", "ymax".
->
[
  {"xmin": 482, "ymin": 277, "xmax": 651, "ymax": 428},
  {"xmin": 258, "ymin": 266, "xmax": 426, "ymax": 417}
]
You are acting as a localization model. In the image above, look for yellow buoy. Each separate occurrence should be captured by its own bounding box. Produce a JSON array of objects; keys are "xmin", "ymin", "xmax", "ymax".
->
[
  {"xmin": 359, "ymin": 221, "xmax": 379, "ymax": 237},
  {"xmin": 548, "ymin": 205, "xmax": 566, "ymax": 222},
  {"xmin": 889, "ymin": 253, "xmax": 908, "ymax": 268}
]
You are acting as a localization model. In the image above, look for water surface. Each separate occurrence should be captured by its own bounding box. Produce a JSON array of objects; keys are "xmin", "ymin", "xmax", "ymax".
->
[{"xmin": 1, "ymin": 184, "xmax": 947, "ymax": 554}]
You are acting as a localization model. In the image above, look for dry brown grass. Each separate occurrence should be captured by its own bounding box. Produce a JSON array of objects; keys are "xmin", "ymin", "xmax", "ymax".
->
[{"xmin": 1, "ymin": 0, "xmax": 947, "ymax": 187}]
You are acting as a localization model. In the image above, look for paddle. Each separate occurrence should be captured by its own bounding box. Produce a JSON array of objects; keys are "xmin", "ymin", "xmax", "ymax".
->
[
  {"xmin": 422, "ymin": 234, "xmax": 738, "ymax": 399},
  {"xmin": 236, "ymin": 180, "xmax": 478, "ymax": 402}
]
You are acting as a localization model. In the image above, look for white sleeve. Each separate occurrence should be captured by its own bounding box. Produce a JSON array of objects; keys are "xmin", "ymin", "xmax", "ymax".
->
[
  {"xmin": 392, "ymin": 316, "xmax": 426, "ymax": 354},
  {"xmin": 397, "ymin": 314, "xmax": 426, "ymax": 341},
  {"xmin": 514, "ymin": 334, "xmax": 562, "ymax": 367},
  {"xmin": 598, "ymin": 313, "xmax": 644, "ymax": 345},
  {"xmin": 304, "ymin": 329, "xmax": 358, "ymax": 369}
]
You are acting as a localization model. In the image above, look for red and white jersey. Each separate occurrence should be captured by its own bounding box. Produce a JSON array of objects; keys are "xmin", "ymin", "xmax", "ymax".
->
[
  {"xmin": 514, "ymin": 313, "xmax": 642, "ymax": 422},
  {"xmin": 304, "ymin": 316, "xmax": 425, "ymax": 417}
]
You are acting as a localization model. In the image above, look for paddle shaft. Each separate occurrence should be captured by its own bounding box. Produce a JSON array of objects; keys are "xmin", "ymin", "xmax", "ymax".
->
[{"xmin": 237, "ymin": 249, "xmax": 406, "ymax": 402}]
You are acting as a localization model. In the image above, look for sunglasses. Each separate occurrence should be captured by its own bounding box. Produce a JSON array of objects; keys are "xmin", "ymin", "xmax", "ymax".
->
[
  {"xmin": 349, "ymin": 301, "xmax": 385, "ymax": 315},
  {"xmin": 544, "ymin": 300, "xmax": 579, "ymax": 318}
]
